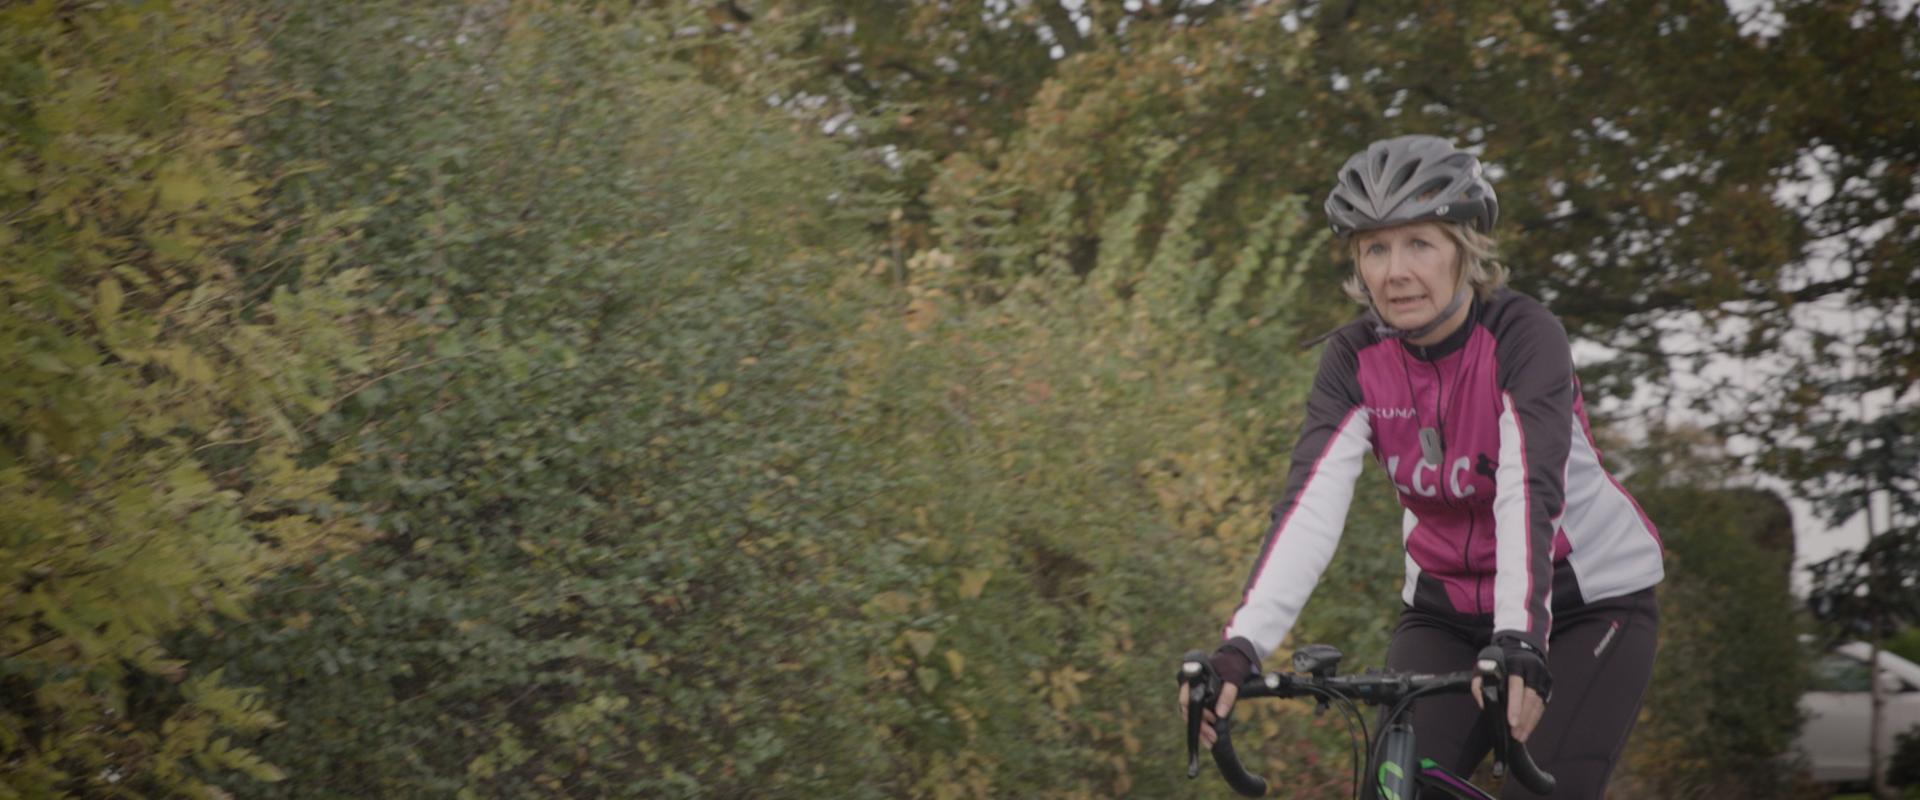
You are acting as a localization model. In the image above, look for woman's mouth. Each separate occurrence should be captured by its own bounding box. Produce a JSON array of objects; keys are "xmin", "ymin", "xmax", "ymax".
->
[{"xmin": 1389, "ymin": 295, "xmax": 1427, "ymax": 310}]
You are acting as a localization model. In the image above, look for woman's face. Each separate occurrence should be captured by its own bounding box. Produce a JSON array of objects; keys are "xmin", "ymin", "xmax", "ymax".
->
[{"xmin": 1353, "ymin": 222, "xmax": 1461, "ymax": 331}]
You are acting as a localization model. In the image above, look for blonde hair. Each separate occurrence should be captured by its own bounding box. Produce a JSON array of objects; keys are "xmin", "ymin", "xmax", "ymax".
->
[{"xmin": 1340, "ymin": 222, "xmax": 1509, "ymax": 305}]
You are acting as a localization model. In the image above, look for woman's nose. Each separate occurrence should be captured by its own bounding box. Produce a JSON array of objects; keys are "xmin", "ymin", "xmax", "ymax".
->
[{"xmin": 1383, "ymin": 247, "xmax": 1412, "ymax": 280}]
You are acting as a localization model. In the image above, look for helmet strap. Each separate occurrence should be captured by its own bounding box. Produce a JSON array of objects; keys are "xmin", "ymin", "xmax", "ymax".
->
[{"xmin": 1369, "ymin": 287, "xmax": 1471, "ymax": 341}]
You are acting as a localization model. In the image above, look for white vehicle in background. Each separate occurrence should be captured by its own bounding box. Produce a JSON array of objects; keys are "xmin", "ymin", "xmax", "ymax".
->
[{"xmin": 1797, "ymin": 641, "xmax": 1920, "ymax": 786}]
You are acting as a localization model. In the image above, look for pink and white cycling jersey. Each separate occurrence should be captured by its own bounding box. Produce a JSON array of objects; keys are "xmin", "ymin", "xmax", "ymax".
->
[{"xmin": 1221, "ymin": 289, "xmax": 1664, "ymax": 667}]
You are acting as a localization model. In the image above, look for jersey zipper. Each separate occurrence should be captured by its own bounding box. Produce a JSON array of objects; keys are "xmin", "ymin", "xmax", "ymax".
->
[
  {"xmin": 1470, "ymin": 509, "xmax": 1483, "ymax": 615},
  {"xmin": 1424, "ymin": 349, "xmax": 1480, "ymax": 614}
]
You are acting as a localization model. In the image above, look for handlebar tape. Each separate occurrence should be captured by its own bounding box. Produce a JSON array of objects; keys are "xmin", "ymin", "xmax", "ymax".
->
[
  {"xmin": 1209, "ymin": 716, "xmax": 1270, "ymax": 798},
  {"xmin": 1503, "ymin": 731, "xmax": 1556, "ymax": 794},
  {"xmin": 1476, "ymin": 644, "xmax": 1557, "ymax": 795}
]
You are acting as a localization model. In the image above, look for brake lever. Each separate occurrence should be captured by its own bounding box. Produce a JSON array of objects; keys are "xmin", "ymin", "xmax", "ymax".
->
[
  {"xmin": 1476, "ymin": 645, "xmax": 1556, "ymax": 794},
  {"xmin": 1474, "ymin": 647, "xmax": 1511, "ymax": 778},
  {"xmin": 1179, "ymin": 651, "xmax": 1213, "ymax": 779}
]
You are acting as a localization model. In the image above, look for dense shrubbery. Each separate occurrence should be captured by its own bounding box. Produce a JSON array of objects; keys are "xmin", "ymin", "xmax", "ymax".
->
[
  {"xmin": 0, "ymin": 2, "xmax": 401, "ymax": 795},
  {"xmin": 182, "ymin": 3, "xmax": 899, "ymax": 796}
]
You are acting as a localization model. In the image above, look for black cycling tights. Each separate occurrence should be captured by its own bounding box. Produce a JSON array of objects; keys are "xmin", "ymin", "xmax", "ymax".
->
[{"xmin": 1381, "ymin": 588, "xmax": 1659, "ymax": 800}]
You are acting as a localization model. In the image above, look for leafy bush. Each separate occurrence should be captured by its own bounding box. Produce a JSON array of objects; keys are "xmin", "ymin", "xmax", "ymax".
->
[
  {"xmin": 179, "ymin": 3, "xmax": 898, "ymax": 797},
  {"xmin": 1613, "ymin": 483, "xmax": 1811, "ymax": 798},
  {"xmin": 0, "ymin": 1, "xmax": 397, "ymax": 795}
]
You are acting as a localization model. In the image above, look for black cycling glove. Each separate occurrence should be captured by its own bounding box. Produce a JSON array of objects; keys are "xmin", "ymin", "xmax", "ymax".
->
[
  {"xmin": 1209, "ymin": 637, "xmax": 1260, "ymax": 690},
  {"xmin": 1493, "ymin": 635, "xmax": 1552, "ymax": 700}
]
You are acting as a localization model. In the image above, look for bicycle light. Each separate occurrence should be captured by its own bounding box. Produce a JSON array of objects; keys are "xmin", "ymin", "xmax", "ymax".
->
[{"xmin": 1290, "ymin": 644, "xmax": 1343, "ymax": 678}]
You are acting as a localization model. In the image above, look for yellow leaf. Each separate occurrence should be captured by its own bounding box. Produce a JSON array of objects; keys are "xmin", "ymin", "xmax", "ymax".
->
[
  {"xmin": 956, "ymin": 568, "xmax": 992, "ymax": 600},
  {"xmin": 157, "ymin": 170, "xmax": 209, "ymax": 211},
  {"xmin": 1048, "ymin": 666, "xmax": 1089, "ymax": 712},
  {"xmin": 861, "ymin": 591, "xmax": 913, "ymax": 618},
  {"xmin": 903, "ymin": 630, "xmax": 937, "ymax": 659},
  {"xmin": 945, "ymin": 649, "xmax": 965, "ymax": 678},
  {"xmin": 96, "ymin": 278, "xmax": 123, "ymax": 322},
  {"xmin": 158, "ymin": 346, "xmax": 216, "ymax": 384},
  {"xmin": 211, "ymin": 592, "xmax": 251, "ymax": 621}
]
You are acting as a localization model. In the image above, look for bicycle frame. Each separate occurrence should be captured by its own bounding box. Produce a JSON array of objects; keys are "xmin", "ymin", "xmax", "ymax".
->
[{"xmin": 1375, "ymin": 716, "xmax": 1493, "ymax": 800}]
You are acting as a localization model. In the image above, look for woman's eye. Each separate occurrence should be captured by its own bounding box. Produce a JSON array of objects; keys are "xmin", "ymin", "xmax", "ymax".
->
[
  {"xmin": 1365, "ymin": 244, "xmax": 1387, "ymax": 256},
  {"xmin": 1410, "ymin": 239, "xmax": 1430, "ymax": 249}
]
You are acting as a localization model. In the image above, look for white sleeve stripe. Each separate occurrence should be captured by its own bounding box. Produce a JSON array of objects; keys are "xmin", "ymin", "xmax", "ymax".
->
[
  {"xmin": 1245, "ymin": 407, "xmax": 1361, "ymax": 586},
  {"xmin": 1493, "ymin": 391, "xmax": 1541, "ymax": 638},
  {"xmin": 1221, "ymin": 407, "xmax": 1371, "ymax": 660},
  {"xmin": 1515, "ymin": 391, "xmax": 1537, "ymax": 635},
  {"xmin": 1573, "ymin": 416, "xmax": 1663, "ymax": 552}
]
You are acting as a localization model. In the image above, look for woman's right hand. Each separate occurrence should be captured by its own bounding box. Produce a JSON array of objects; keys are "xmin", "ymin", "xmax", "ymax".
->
[
  {"xmin": 1182, "ymin": 645, "xmax": 1254, "ymax": 747},
  {"xmin": 1179, "ymin": 679, "xmax": 1240, "ymax": 748}
]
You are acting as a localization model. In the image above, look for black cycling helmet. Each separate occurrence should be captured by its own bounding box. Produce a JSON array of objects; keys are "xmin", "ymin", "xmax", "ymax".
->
[{"xmin": 1324, "ymin": 135, "xmax": 1498, "ymax": 238}]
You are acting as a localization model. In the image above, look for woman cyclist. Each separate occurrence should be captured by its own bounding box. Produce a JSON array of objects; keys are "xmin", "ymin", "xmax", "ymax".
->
[{"xmin": 1181, "ymin": 135, "xmax": 1665, "ymax": 799}]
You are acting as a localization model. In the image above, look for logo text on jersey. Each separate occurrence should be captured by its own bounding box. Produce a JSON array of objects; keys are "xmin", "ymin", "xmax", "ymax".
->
[{"xmin": 1386, "ymin": 454, "xmax": 1483, "ymax": 499}]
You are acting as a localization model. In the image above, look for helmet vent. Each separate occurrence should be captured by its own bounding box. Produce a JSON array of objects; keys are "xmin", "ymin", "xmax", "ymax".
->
[
  {"xmin": 1413, "ymin": 177, "xmax": 1451, "ymax": 203},
  {"xmin": 1388, "ymin": 160, "xmax": 1421, "ymax": 195}
]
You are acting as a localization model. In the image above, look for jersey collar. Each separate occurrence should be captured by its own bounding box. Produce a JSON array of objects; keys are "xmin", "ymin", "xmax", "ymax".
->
[{"xmin": 1400, "ymin": 294, "xmax": 1482, "ymax": 362}]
